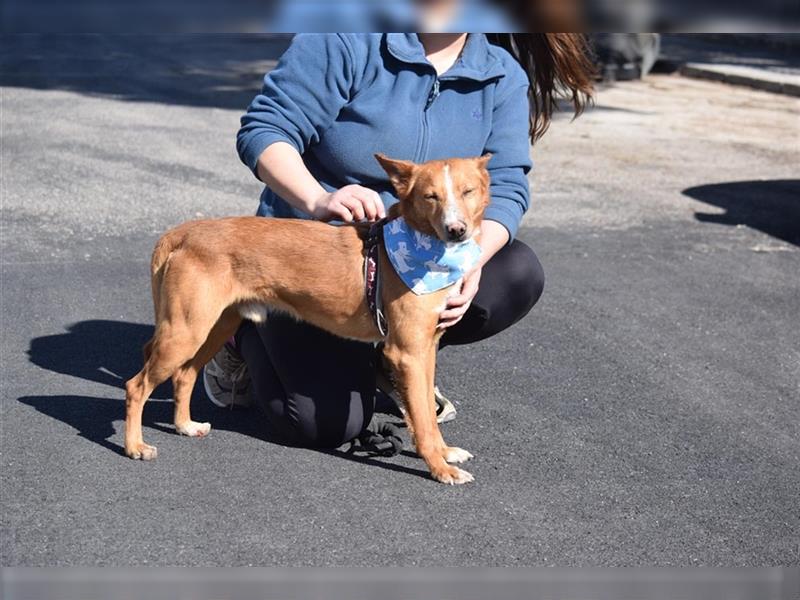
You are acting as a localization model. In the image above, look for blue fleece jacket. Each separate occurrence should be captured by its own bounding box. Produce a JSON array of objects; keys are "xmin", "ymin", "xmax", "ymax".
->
[{"xmin": 237, "ymin": 33, "xmax": 532, "ymax": 239}]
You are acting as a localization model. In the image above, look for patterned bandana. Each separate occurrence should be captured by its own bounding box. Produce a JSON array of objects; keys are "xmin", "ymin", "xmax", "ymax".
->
[{"xmin": 383, "ymin": 217, "xmax": 482, "ymax": 295}]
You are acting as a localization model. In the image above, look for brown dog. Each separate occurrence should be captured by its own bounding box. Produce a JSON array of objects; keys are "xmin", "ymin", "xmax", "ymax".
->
[{"xmin": 124, "ymin": 153, "xmax": 491, "ymax": 484}]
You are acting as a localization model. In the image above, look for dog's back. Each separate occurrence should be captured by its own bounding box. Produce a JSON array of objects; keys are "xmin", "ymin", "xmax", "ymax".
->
[{"xmin": 150, "ymin": 217, "xmax": 380, "ymax": 341}]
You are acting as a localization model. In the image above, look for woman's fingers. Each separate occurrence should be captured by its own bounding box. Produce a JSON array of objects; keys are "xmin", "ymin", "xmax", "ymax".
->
[
  {"xmin": 439, "ymin": 302, "xmax": 471, "ymax": 323},
  {"xmin": 329, "ymin": 200, "xmax": 354, "ymax": 222},
  {"xmin": 439, "ymin": 269, "xmax": 481, "ymax": 328},
  {"xmin": 446, "ymin": 271, "xmax": 480, "ymax": 308},
  {"xmin": 445, "ymin": 292, "xmax": 470, "ymax": 308},
  {"xmin": 324, "ymin": 185, "xmax": 385, "ymax": 223},
  {"xmin": 374, "ymin": 191, "xmax": 387, "ymax": 219},
  {"xmin": 367, "ymin": 188, "xmax": 387, "ymax": 219},
  {"xmin": 439, "ymin": 292, "xmax": 472, "ymax": 324},
  {"xmin": 437, "ymin": 313, "xmax": 465, "ymax": 330},
  {"xmin": 339, "ymin": 195, "xmax": 366, "ymax": 222},
  {"xmin": 350, "ymin": 186, "xmax": 386, "ymax": 221},
  {"xmin": 350, "ymin": 188, "xmax": 378, "ymax": 221}
]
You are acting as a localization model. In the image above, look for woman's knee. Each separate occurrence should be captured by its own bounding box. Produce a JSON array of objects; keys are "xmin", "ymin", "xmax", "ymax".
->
[
  {"xmin": 289, "ymin": 388, "xmax": 374, "ymax": 448},
  {"xmin": 442, "ymin": 240, "xmax": 544, "ymax": 346},
  {"xmin": 237, "ymin": 318, "xmax": 375, "ymax": 448},
  {"xmin": 500, "ymin": 240, "xmax": 545, "ymax": 315}
]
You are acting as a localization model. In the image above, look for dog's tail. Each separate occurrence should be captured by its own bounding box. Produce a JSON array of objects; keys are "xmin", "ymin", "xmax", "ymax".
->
[
  {"xmin": 149, "ymin": 230, "xmax": 182, "ymax": 324},
  {"xmin": 143, "ymin": 230, "xmax": 182, "ymax": 362}
]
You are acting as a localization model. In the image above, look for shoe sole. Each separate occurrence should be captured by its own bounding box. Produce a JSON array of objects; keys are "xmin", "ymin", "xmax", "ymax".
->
[
  {"xmin": 390, "ymin": 404, "xmax": 456, "ymax": 426},
  {"xmin": 375, "ymin": 368, "xmax": 457, "ymax": 424},
  {"xmin": 437, "ymin": 408, "xmax": 457, "ymax": 424},
  {"xmin": 202, "ymin": 367, "xmax": 229, "ymax": 408}
]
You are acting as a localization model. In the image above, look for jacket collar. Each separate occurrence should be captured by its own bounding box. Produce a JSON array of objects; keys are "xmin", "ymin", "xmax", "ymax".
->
[{"xmin": 385, "ymin": 33, "xmax": 506, "ymax": 82}]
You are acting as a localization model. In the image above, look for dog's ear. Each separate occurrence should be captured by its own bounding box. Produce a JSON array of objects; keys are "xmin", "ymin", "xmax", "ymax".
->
[
  {"xmin": 475, "ymin": 153, "xmax": 493, "ymax": 170},
  {"xmin": 375, "ymin": 154, "xmax": 417, "ymax": 198}
]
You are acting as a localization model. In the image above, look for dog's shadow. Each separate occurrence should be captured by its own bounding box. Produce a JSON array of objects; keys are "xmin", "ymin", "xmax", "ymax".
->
[
  {"xmin": 22, "ymin": 320, "xmax": 428, "ymax": 479},
  {"xmin": 27, "ymin": 319, "xmax": 172, "ymax": 398}
]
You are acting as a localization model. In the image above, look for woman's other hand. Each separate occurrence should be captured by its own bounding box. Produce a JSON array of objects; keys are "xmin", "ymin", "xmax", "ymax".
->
[
  {"xmin": 311, "ymin": 185, "xmax": 386, "ymax": 223},
  {"xmin": 438, "ymin": 266, "xmax": 481, "ymax": 329}
]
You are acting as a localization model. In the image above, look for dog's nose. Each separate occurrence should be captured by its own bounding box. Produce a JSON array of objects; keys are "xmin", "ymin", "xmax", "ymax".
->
[{"xmin": 446, "ymin": 221, "xmax": 467, "ymax": 241}]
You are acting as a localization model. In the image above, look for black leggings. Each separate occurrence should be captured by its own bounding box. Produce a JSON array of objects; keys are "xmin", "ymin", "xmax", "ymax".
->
[{"xmin": 237, "ymin": 239, "xmax": 545, "ymax": 448}]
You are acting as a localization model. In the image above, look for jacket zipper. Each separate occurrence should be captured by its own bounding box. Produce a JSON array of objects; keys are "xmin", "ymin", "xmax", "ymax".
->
[
  {"xmin": 415, "ymin": 75, "xmax": 440, "ymax": 163},
  {"xmin": 425, "ymin": 77, "xmax": 440, "ymax": 109}
]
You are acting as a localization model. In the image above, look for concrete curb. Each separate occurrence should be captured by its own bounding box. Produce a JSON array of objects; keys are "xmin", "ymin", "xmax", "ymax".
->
[{"xmin": 681, "ymin": 62, "xmax": 800, "ymax": 97}]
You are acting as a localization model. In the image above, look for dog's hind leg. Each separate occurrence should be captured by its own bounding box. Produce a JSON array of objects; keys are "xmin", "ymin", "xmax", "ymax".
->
[
  {"xmin": 125, "ymin": 329, "xmax": 192, "ymax": 460},
  {"xmin": 173, "ymin": 307, "xmax": 242, "ymax": 437},
  {"xmin": 125, "ymin": 267, "xmax": 227, "ymax": 459}
]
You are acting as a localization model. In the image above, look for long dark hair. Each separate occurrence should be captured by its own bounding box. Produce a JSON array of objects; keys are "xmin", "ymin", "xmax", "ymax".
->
[{"xmin": 487, "ymin": 34, "xmax": 595, "ymax": 143}]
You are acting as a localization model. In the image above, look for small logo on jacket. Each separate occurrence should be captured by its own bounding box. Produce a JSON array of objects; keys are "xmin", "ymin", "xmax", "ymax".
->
[{"xmin": 471, "ymin": 108, "xmax": 483, "ymax": 120}]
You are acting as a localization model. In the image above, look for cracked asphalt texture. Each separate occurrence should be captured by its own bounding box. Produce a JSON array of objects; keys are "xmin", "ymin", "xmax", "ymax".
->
[{"xmin": 1, "ymin": 35, "xmax": 799, "ymax": 566}]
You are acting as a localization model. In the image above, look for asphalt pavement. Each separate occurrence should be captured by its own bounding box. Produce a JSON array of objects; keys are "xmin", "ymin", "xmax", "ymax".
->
[{"xmin": 1, "ymin": 35, "xmax": 799, "ymax": 566}]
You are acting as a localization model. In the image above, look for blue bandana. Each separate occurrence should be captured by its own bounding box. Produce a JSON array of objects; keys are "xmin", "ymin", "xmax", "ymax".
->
[{"xmin": 383, "ymin": 217, "xmax": 482, "ymax": 295}]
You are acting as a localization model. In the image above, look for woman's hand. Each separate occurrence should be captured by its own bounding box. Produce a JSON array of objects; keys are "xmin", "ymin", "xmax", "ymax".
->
[
  {"xmin": 436, "ymin": 220, "xmax": 509, "ymax": 330},
  {"xmin": 438, "ymin": 266, "xmax": 481, "ymax": 329},
  {"xmin": 311, "ymin": 185, "xmax": 386, "ymax": 223},
  {"xmin": 255, "ymin": 143, "xmax": 386, "ymax": 223}
]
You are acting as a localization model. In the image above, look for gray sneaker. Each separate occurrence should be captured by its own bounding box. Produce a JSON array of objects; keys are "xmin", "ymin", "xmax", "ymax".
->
[
  {"xmin": 202, "ymin": 343, "xmax": 252, "ymax": 408},
  {"xmin": 375, "ymin": 359, "xmax": 457, "ymax": 424},
  {"xmin": 433, "ymin": 385, "xmax": 457, "ymax": 424}
]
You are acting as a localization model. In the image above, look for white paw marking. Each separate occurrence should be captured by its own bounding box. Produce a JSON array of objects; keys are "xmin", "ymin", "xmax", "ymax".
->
[
  {"xmin": 176, "ymin": 421, "xmax": 211, "ymax": 437},
  {"xmin": 440, "ymin": 467, "xmax": 474, "ymax": 485},
  {"xmin": 444, "ymin": 447, "xmax": 474, "ymax": 464},
  {"xmin": 128, "ymin": 444, "xmax": 158, "ymax": 461}
]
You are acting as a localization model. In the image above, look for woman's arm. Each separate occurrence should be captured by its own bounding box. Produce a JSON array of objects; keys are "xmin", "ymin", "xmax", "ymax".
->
[
  {"xmin": 254, "ymin": 142, "xmax": 326, "ymax": 213},
  {"xmin": 238, "ymin": 35, "xmax": 384, "ymax": 222},
  {"xmin": 475, "ymin": 220, "xmax": 510, "ymax": 267},
  {"xmin": 255, "ymin": 142, "xmax": 385, "ymax": 222},
  {"xmin": 482, "ymin": 78, "xmax": 533, "ymax": 242},
  {"xmin": 439, "ymin": 73, "xmax": 531, "ymax": 328}
]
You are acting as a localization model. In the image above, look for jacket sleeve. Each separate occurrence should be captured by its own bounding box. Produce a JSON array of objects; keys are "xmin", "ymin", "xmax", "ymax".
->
[
  {"xmin": 236, "ymin": 34, "xmax": 356, "ymax": 178},
  {"xmin": 482, "ymin": 81, "xmax": 532, "ymax": 241}
]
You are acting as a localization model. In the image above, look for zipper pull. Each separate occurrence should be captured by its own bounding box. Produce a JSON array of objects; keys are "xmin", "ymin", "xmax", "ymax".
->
[{"xmin": 425, "ymin": 78, "xmax": 440, "ymax": 110}]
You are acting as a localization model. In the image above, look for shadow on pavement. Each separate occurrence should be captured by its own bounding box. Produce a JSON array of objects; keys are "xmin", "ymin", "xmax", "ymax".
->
[
  {"xmin": 27, "ymin": 319, "xmax": 171, "ymax": 399},
  {"xmin": 24, "ymin": 319, "xmax": 429, "ymax": 479},
  {"xmin": 684, "ymin": 179, "xmax": 800, "ymax": 246},
  {"xmin": 17, "ymin": 393, "xmax": 429, "ymax": 479},
  {"xmin": 0, "ymin": 34, "xmax": 292, "ymax": 110},
  {"xmin": 18, "ymin": 394, "xmax": 181, "ymax": 457}
]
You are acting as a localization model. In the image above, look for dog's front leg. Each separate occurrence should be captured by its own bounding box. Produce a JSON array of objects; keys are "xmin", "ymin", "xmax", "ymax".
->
[
  {"xmin": 424, "ymin": 341, "xmax": 474, "ymax": 467},
  {"xmin": 384, "ymin": 342, "xmax": 473, "ymax": 485}
]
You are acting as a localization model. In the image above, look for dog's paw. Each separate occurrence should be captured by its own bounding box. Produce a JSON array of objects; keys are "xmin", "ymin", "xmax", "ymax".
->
[
  {"xmin": 176, "ymin": 421, "xmax": 211, "ymax": 437},
  {"xmin": 443, "ymin": 446, "xmax": 474, "ymax": 464},
  {"xmin": 432, "ymin": 465, "xmax": 474, "ymax": 485},
  {"xmin": 126, "ymin": 443, "xmax": 158, "ymax": 461}
]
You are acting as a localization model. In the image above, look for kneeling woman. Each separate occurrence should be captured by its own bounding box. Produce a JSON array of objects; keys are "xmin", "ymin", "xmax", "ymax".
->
[{"xmin": 203, "ymin": 33, "xmax": 594, "ymax": 447}]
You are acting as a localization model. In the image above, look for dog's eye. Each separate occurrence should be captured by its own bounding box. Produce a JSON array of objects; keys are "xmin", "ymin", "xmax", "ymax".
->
[
  {"xmin": 423, "ymin": 192, "xmax": 438, "ymax": 201},
  {"xmin": 462, "ymin": 188, "xmax": 475, "ymax": 197}
]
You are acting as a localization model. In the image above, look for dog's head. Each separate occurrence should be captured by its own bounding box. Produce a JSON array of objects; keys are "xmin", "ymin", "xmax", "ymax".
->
[{"xmin": 375, "ymin": 153, "xmax": 492, "ymax": 243}]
